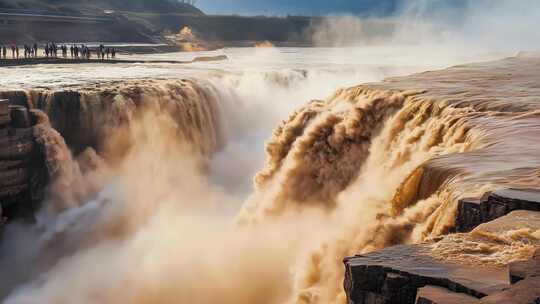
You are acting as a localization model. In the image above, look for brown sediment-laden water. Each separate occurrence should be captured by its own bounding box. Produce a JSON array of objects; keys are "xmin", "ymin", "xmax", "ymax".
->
[{"xmin": 1, "ymin": 47, "xmax": 539, "ymax": 304}]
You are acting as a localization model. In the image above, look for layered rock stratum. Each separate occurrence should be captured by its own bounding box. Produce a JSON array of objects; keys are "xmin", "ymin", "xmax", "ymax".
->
[{"xmin": 0, "ymin": 99, "xmax": 66, "ymax": 222}]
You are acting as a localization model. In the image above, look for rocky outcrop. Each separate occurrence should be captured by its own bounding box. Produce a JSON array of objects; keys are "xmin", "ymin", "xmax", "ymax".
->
[
  {"xmin": 456, "ymin": 189, "xmax": 540, "ymax": 232},
  {"xmin": 509, "ymin": 248, "xmax": 540, "ymax": 284},
  {"xmin": 479, "ymin": 248, "xmax": 540, "ymax": 304},
  {"xmin": 0, "ymin": 99, "xmax": 57, "ymax": 222},
  {"xmin": 344, "ymin": 190, "xmax": 540, "ymax": 304},
  {"xmin": 343, "ymin": 244, "xmax": 508, "ymax": 304}
]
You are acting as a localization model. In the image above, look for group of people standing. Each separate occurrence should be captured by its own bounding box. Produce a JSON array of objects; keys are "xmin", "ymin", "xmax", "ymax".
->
[
  {"xmin": 23, "ymin": 43, "xmax": 40, "ymax": 58},
  {"xmin": 0, "ymin": 45, "xmax": 21, "ymax": 59},
  {"xmin": 0, "ymin": 43, "xmax": 118, "ymax": 60}
]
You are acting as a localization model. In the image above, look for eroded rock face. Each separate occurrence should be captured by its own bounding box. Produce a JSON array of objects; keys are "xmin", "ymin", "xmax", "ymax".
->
[
  {"xmin": 456, "ymin": 189, "xmax": 540, "ymax": 232},
  {"xmin": 0, "ymin": 99, "xmax": 58, "ymax": 222},
  {"xmin": 344, "ymin": 191, "xmax": 540, "ymax": 304},
  {"xmin": 343, "ymin": 244, "xmax": 508, "ymax": 304}
]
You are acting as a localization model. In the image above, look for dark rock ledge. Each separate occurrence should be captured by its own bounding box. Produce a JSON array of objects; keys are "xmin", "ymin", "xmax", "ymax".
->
[
  {"xmin": 456, "ymin": 189, "xmax": 540, "ymax": 233},
  {"xmin": 344, "ymin": 189, "xmax": 540, "ymax": 304},
  {"xmin": 344, "ymin": 244, "xmax": 508, "ymax": 304}
]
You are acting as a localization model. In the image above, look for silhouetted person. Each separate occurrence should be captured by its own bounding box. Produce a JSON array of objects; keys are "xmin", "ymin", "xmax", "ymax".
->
[
  {"xmin": 98, "ymin": 44, "xmax": 105, "ymax": 60},
  {"xmin": 2, "ymin": 46, "xmax": 6, "ymax": 59},
  {"xmin": 15, "ymin": 46, "xmax": 19, "ymax": 59},
  {"xmin": 33, "ymin": 43, "xmax": 37, "ymax": 58},
  {"xmin": 111, "ymin": 48, "xmax": 116, "ymax": 59},
  {"xmin": 10, "ymin": 45, "xmax": 15, "ymax": 59}
]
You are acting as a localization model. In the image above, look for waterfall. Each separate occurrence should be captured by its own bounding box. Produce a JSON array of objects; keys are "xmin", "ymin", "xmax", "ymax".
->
[
  {"xmin": 0, "ymin": 79, "xmax": 224, "ymax": 158},
  {"xmin": 3, "ymin": 56, "xmax": 540, "ymax": 304}
]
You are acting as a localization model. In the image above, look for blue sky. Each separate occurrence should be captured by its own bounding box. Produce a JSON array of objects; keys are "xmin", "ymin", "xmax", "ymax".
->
[{"xmin": 196, "ymin": 0, "xmax": 401, "ymax": 16}]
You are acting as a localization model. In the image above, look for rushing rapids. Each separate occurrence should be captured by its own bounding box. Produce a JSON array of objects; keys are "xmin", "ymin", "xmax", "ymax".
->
[
  {"xmin": 0, "ymin": 79, "xmax": 223, "ymax": 158},
  {"xmin": 241, "ymin": 55, "xmax": 540, "ymax": 303},
  {"xmin": 1, "ymin": 53, "xmax": 540, "ymax": 304}
]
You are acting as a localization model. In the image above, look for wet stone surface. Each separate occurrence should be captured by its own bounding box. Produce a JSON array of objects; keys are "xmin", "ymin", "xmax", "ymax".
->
[
  {"xmin": 344, "ymin": 190, "xmax": 540, "ymax": 304},
  {"xmin": 456, "ymin": 189, "xmax": 540, "ymax": 233},
  {"xmin": 344, "ymin": 244, "xmax": 509, "ymax": 304}
]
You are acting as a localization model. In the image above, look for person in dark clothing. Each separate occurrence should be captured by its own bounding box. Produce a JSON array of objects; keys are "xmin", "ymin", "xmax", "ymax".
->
[
  {"xmin": 2, "ymin": 46, "xmax": 6, "ymax": 59},
  {"xmin": 33, "ymin": 43, "xmax": 37, "ymax": 58},
  {"xmin": 15, "ymin": 46, "xmax": 19, "ymax": 59},
  {"xmin": 111, "ymin": 48, "xmax": 116, "ymax": 59},
  {"xmin": 99, "ymin": 44, "xmax": 105, "ymax": 60}
]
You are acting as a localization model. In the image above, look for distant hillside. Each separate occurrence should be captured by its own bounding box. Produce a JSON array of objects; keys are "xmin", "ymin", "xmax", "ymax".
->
[
  {"xmin": 0, "ymin": 0, "xmax": 396, "ymax": 46},
  {"xmin": 0, "ymin": 0, "xmax": 204, "ymax": 15},
  {"xmin": 198, "ymin": 0, "xmax": 470, "ymax": 18}
]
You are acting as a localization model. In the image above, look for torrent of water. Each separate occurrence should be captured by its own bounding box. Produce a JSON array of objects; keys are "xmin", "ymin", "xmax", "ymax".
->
[
  {"xmin": 0, "ymin": 79, "xmax": 223, "ymax": 158},
  {"xmin": 2, "ymin": 55, "xmax": 540, "ymax": 304},
  {"xmin": 241, "ymin": 86, "xmax": 488, "ymax": 303}
]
